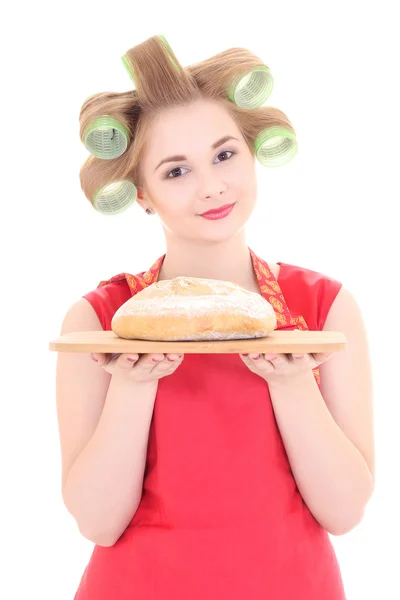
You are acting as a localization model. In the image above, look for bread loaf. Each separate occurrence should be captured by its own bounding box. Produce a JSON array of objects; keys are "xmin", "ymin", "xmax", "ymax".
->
[{"xmin": 111, "ymin": 276, "xmax": 277, "ymax": 341}]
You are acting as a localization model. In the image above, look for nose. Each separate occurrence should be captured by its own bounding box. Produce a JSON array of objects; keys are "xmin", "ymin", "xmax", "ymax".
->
[{"xmin": 198, "ymin": 171, "xmax": 228, "ymax": 200}]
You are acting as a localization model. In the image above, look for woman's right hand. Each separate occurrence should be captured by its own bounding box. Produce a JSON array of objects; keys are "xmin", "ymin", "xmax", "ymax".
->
[{"xmin": 90, "ymin": 352, "xmax": 184, "ymax": 383}]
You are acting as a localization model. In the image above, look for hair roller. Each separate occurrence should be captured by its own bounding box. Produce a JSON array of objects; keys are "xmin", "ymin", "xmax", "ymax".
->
[
  {"xmin": 254, "ymin": 126, "xmax": 298, "ymax": 167},
  {"xmin": 80, "ymin": 91, "xmax": 138, "ymax": 160},
  {"xmin": 92, "ymin": 179, "xmax": 138, "ymax": 215},
  {"xmin": 80, "ymin": 154, "xmax": 138, "ymax": 216},
  {"xmin": 83, "ymin": 115, "xmax": 130, "ymax": 160},
  {"xmin": 227, "ymin": 66, "xmax": 274, "ymax": 109}
]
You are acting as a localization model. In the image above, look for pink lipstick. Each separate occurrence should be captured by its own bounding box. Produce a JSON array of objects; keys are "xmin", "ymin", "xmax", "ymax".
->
[{"xmin": 199, "ymin": 203, "xmax": 235, "ymax": 220}]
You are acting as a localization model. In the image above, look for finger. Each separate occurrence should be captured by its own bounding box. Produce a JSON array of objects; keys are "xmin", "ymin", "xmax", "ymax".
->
[
  {"xmin": 151, "ymin": 354, "xmax": 167, "ymax": 363},
  {"xmin": 241, "ymin": 353, "xmax": 274, "ymax": 362},
  {"xmin": 263, "ymin": 353, "xmax": 288, "ymax": 369},
  {"xmin": 133, "ymin": 353, "xmax": 166, "ymax": 372},
  {"xmin": 155, "ymin": 354, "xmax": 184, "ymax": 367},
  {"xmin": 263, "ymin": 354, "xmax": 278, "ymax": 361},
  {"xmin": 312, "ymin": 352, "xmax": 332, "ymax": 363},
  {"xmin": 166, "ymin": 354, "xmax": 182, "ymax": 362},
  {"xmin": 116, "ymin": 354, "xmax": 139, "ymax": 370},
  {"xmin": 90, "ymin": 353, "xmax": 107, "ymax": 364}
]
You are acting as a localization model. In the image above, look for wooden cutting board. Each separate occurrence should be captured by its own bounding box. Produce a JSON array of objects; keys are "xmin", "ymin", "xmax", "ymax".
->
[{"xmin": 49, "ymin": 330, "xmax": 346, "ymax": 355}]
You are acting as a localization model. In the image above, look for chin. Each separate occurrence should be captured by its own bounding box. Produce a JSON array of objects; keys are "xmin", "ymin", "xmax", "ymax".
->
[{"xmin": 196, "ymin": 222, "xmax": 248, "ymax": 244}]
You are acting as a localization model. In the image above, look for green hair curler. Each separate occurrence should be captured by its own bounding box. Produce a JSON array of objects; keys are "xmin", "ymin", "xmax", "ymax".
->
[
  {"xmin": 228, "ymin": 66, "xmax": 273, "ymax": 110},
  {"xmin": 83, "ymin": 115, "xmax": 129, "ymax": 160},
  {"xmin": 92, "ymin": 180, "xmax": 137, "ymax": 215},
  {"xmin": 254, "ymin": 126, "xmax": 298, "ymax": 167}
]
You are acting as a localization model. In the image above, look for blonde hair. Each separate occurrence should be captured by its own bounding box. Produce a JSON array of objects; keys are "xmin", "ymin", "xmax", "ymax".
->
[{"xmin": 79, "ymin": 35, "xmax": 296, "ymax": 207}]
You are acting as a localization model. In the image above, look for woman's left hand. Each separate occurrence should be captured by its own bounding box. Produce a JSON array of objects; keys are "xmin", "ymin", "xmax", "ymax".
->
[{"xmin": 239, "ymin": 351, "xmax": 333, "ymax": 386}]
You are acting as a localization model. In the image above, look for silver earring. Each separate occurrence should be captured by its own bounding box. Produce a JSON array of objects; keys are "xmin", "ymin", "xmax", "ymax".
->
[{"xmin": 145, "ymin": 208, "xmax": 153, "ymax": 215}]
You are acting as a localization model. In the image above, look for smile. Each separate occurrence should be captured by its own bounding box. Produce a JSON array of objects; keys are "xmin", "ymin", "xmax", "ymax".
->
[{"xmin": 199, "ymin": 203, "xmax": 236, "ymax": 220}]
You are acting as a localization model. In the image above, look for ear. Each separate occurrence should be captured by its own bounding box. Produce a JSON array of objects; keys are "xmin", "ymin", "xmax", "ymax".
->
[
  {"xmin": 136, "ymin": 186, "xmax": 146, "ymax": 210},
  {"xmin": 136, "ymin": 185, "xmax": 155, "ymax": 214}
]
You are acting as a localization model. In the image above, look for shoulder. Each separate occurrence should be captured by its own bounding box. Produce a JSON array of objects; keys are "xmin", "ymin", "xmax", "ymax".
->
[
  {"xmin": 84, "ymin": 270, "xmax": 145, "ymax": 300},
  {"xmin": 322, "ymin": 285, "xmax": 364, "ymax": 331},
  {"xmin": 83, "ymin": 277, "xmax": 130, "ymax": 307},
  {"xmin": 278, "ymin": 261, "xmax": 343, "ymax": 330},
  {"xmin": 61, "ymin": 296, "xmax": 104, "ymax": 331},
  {"xmin": 279, "ymin": 260, "xmax": 341, "ymax": 289},
  {"xmin": 281, "ymin": 264, "xmax": 363, "ymax": 333},
  {"xmin": 82, "ymin": 274, "xmax": 136, "ymax": 331}
]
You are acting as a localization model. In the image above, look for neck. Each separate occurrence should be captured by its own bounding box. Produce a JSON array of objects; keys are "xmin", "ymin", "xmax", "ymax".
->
[{"xmin": 157, "ymin": 231, "xmax": 258, "ymax": 287}]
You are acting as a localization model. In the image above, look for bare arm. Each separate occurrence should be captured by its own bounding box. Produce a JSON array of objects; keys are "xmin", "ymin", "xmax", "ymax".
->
[
  {"xmin": 57, "ymin": 298, "xmax": 183, "ymax": 547},
  {"xmin": 56, "ymin": 298, "xmax": 158, "ymax": 547},
  {"xmin": 268, "ymin": 371, "xmax": 373, "ymax": 535},
  {"xmin": 267, "ymin": 287, "xmax": 375, "ymax": 535},
  {"xmin": 62, "ymin": 376, "xmax": 157, "ymax": 546}
]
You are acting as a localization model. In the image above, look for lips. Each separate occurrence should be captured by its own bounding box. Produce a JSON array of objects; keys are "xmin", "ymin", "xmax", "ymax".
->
[{"xmin": 200, "ymin": 203, "xmax": 235, "ymax": 216}]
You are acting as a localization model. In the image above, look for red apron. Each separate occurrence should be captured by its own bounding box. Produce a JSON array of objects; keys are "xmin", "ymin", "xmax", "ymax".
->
[{"xmin": 76, "ymin": 248, "xmax": 345, "ymax": 599}]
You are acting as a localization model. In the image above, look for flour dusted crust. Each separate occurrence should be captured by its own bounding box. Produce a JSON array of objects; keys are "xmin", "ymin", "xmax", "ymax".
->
[{"xmin": 111, "ymin": 276, "xmax": 277, "ymax": 341}]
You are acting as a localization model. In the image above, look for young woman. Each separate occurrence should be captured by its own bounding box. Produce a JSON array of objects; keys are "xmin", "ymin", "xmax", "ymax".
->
[{"xmin": 56, "ymin": 35, "xmax": 374, "ymax": 599}]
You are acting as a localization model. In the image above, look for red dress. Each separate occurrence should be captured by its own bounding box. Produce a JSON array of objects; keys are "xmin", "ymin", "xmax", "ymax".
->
[{"xmin": 75, "ymin": 248, "xmax": 346, "ymax": 599}]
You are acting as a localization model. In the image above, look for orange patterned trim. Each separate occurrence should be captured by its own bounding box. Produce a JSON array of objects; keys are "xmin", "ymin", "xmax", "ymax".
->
[{"xmin": 249, "ymin": 249, "xmax": 320, "ymax": 386}]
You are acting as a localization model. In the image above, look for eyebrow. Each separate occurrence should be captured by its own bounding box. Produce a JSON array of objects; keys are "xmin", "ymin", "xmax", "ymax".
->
[{"xmin": 154, "ymin": 135, "xmax": 240, "ymax": 172}]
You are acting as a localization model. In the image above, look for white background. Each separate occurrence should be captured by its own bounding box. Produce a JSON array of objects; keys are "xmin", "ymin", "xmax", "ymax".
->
[{"xmin": 2, "ymin": 1, "xmax": 398, "ymax": 598}]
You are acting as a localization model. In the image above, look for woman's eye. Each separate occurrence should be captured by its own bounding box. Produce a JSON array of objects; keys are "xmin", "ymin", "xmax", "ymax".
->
[
  {"xmin": 216, "ymin": 150, "xmax": 234, "ymax": 162},
  {"xmin": 166, "ymin": 150, "xmax": 235, "ymax": 179},
  {"xmin": 166, "ymin": 167, "xmax": 188, "ymax": 179}
]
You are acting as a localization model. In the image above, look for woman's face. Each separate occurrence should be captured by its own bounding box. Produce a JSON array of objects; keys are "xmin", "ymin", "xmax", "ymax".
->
[{"xmin": 138, "ymin": 98, "xmax": 258, "ymax": 243}]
